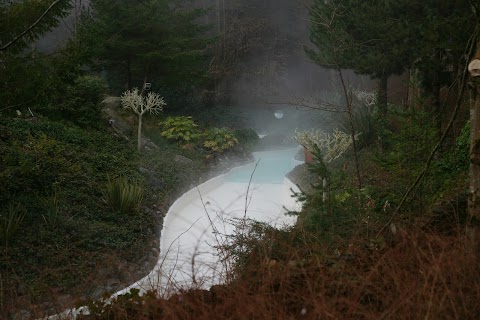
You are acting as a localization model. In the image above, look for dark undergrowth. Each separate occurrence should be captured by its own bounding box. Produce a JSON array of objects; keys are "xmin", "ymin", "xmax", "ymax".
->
[
  {"xmin": 74, "ymin": 225, "xmax": 480, "ymax": 320},
  {"xmin": 0, "ymin": 116, "xmax": 219, "ymax": 318}
]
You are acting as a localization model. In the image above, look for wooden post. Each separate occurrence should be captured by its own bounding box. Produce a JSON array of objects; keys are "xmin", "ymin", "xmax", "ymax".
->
[{"xmin": 468, "ymin": 47, "xmax": 480, "ymax": 256}]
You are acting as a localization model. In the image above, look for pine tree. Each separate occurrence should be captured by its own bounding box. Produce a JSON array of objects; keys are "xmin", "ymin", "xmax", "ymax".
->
[
  {"xmin": 307, "ymin": 0, "xmax": 476, "ymax": 115},
  {"xmin": 0, "ymin": 0, "xmax": 71, "ymax": 53},
  {"xmin": 80, "ymin": 0, "xmax": 210, "ymax": 95},
  {"xmin": 0, "ymin": 0, "xmax": 72, "ymax": 112},
  {"xmin": 307, "ymin": 0, "xmax": 416, "ymax": 114}
]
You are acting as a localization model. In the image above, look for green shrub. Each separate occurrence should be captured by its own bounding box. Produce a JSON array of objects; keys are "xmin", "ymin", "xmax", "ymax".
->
[
  {"xmin": 371, "ymin": 108, "xmax": 439, "ymax": 211},
  {"xmin": 203, "ymin": 127, "xmax": 238, "ymax": 153},
  {"xmin": 0, "ymin": 203, "xmax": 26, "ymax": 248},
  {"xmin": 234, "ymin": 128, "xmax": 259, "ymax": 150},
  {"xmin": 0, "ymin": 118, "xmax": 151, "ymax": 306},
  {"xmin": 159, "ymin": 116, "xmax": 201, "ymax": 146},
  {"xmin": 432, "ymin": 121, "xmax": 470, "ymax": 175},
  {"xmin": 103, "ymin": 176, "xmax": 144, "ymax": 215},
  {"xmin": 57, "ymin": 75, "xmax": 108, "ymax": 128}
]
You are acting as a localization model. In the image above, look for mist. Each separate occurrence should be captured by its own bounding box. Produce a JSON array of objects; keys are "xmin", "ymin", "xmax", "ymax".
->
[
  {"xmin": 220, "ymin": 0, "xmax": 374, "ymax": 136},
  {"xmin": 36, "ymin": 0, "xmax": 377, "ymax": 136}
]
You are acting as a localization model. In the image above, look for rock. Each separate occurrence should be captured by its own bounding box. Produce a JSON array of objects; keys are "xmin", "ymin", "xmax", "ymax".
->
[
  {"xmin": 101, "ymin": 96, "xmax": 121, "ymax": 108},
  {"xmin": 13, "ymin": 310, "xmax": 30, "ymax": 320},
  {"xmin": 174, "ymin": 154, "xmax": 194, "ymax": 165},
  {"xmin": 138, "ymin": 166, "xmax": 151, "ymax": 174},
  {"xmin": 55, "ymin": 294, "xmax": 73, "ymax": 309},
  {"xmin": 143, "ymin": 138, "xmax": 160, "ymax": 151},
  {"xmin": 101, "ymin": 97, "xmax": 134, "ymax": 140}
]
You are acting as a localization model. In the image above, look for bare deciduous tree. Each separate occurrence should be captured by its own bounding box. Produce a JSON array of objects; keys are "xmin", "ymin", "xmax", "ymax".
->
[{"xmin": 121, "ymin": 88, "xmax": 166, "ymax": 152}]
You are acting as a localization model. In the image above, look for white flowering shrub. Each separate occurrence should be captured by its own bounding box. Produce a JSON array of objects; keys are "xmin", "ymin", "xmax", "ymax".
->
[
  {"xmin": 294, "ymin": 128, "xmax": 355, "ymax": 163},
  {"xmin": 353, "ymin": 90, "xmax": 377, "ymax": 107}
]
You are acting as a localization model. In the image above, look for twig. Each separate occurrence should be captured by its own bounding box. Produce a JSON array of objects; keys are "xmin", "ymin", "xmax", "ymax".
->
[
  {"xmin": 197, "ymin": 188, "xmax": 228, "ymax": 272},
  {"xmin": 244, "ymin": 159, "xmax": 261, "ymax": 218}
]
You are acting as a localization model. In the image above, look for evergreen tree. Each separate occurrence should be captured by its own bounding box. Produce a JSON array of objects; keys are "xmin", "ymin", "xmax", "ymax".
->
[
  {"xmin": 0, "ymin": 0, "xmax": 71, "ymax": 53},
  {"xmin": 0, "ymin": 0, "xmax": 72, "ymax": 113},
  {"xmin": 411, "ymin": 0, "xmax": 474, "ymax": 120},
  {"xmin": 80, "ymin": 0, "xmax": 211, "ymax": 99},
  {"xmin": 307, "ymin": 0, "xmax": 475, "ymax": 115},
  {"xmin": 307, "ymin": 0, "xmax": 416, "ymax": 114}
]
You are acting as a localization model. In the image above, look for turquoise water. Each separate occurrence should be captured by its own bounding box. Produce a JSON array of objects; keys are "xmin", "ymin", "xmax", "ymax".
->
[{"xmin": 226, "ymin": 147, "xmax": 301, "ymax": 184}]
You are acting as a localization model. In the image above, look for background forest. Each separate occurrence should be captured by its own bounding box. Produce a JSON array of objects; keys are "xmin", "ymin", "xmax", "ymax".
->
[{"xmin": 1, "ymin": 0, "xmax": 480, "ymax": 319}]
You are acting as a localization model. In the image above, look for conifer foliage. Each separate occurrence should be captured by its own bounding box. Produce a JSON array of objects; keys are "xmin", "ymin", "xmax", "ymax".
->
[
  {"xmin": 80, "ymin": 0, "xmax": 210, "ymax": 93},
  {"xmin": 307, "ymin": 0, "xmax": 475, "ymax": 113}
]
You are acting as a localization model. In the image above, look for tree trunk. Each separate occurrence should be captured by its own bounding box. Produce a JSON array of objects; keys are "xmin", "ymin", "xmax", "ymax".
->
[
  {"xmin": 322, "ymin": 177, "xmax": 328, "ymax": 203},
  {"xmin": 468, "ymin": 46, "xmax": 480, "ymax": 258},
  {"xmin": 126, "ymin": 58, "xmax": 132, "ymax": 90},
  {"xmin": 431, "ymin": 50, "xmax": 442, "ymax": 133},
  {"xmin": 468, "ymin": 77, "xmax": 480, "ymax": 257},
  {"xmin": 338, "ymin": 69, "xmax": 363, "ymax": 189},
  {"xmin": 376, "ymin": 74, "xmax": 388, "ymax": 116},
  {"xmin": 137, "ymin": 113, "xmax": 143, "ymax": 152}
]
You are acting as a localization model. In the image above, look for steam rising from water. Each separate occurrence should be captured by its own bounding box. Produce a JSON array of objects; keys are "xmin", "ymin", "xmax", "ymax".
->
[{"xmin": 225, "ymin": 0, "xmax": 373, "ymax": 136}]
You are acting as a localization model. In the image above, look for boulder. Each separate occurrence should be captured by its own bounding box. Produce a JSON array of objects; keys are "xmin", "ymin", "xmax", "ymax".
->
[
  {"xmin": 143, "ymin": 137, "xmax": 160, "ymax": 151},
  {"xmin": 174, "ymin": 154, "xmax": 194, "ymax": 165}
]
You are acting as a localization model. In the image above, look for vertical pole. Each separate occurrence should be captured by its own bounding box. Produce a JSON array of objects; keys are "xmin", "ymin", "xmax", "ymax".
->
[
  {"xmin": 468, "ymin": 46, "xmax": 480, "ymax": 257},
  {"xmin": 137, "ymin": 113, "xmax": 143, "ymax": 152},
  {"xmin": 322, "ymin": 177, "xmax": 328, "ymax": 203}
]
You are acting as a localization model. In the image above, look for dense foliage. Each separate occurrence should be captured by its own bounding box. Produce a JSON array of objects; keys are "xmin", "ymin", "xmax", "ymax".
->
[
  {"xmin": 77, "ymin": 0, "xmax": 211, "ymax": 101},
  {"xmin": 307, "ymin": 0, "xmax": 476, "ymax": 111},
  {"xmin": 0, "ymin": 118, "xmax": 151, "ymax": 306},
  {"xmin": 0, "ymin": 0, "xmax": 478, "ymax": 318}
]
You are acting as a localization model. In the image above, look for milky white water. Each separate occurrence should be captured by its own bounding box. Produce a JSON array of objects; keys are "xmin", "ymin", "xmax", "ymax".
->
[
  {"xmin": 113, "ymin": 147, "xmax": 302, "ymax": 295},
  {"xmin": 48, "ymin": 147, "xmax": 303, "ymax": 318}
]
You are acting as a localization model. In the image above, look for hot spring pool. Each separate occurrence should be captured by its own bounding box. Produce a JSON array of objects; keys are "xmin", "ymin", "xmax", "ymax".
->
[
  {"xmin": 51, "ymin": 146, "xmax": 304, "ymax": 318},
  {"xmin": 109, "ymin": 147, "xmax": 303, "ymax": 303},
  {"xmin": 226, "ymin": 147, "xmax": 302, "ymax": 184}
]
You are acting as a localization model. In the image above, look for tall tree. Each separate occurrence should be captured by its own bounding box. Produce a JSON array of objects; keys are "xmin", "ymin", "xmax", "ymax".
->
[
  {"xmin": 0, "ymin": 0, "xmax": 72, "ymax": 112},
  {"xmin": 307, "ymin": 0, "xmax": 476, "ymax": 116},
  {"xmin": 305, "ymin": 1, "xmax": 364, "ymax": 188},
  {"xmin": 0, "ymin": 0, "xmax": 71, "ymax": 53},
  {"xmin": 307, "ymin": 0, "xmax": 416, "ymax": 114},
  {"xmin": 412, "ymin": 0, "xmax": 474, "ymax": 129},
  {"xmin": 80, "ymin": 0, "xmax": 210, "ymax": 97}
]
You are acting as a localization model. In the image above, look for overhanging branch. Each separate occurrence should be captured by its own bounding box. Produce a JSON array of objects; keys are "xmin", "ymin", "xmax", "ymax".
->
[{"xmin": 0, "ymin": 0, "xmax": 63, "ymax": 52}]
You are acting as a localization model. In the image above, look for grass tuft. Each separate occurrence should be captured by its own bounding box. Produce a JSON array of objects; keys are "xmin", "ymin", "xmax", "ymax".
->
[
  {"xmin": 0, "ymin": 203, "xmax": 26, "ymax": 248},
  {"xmin": 42, "ymin": 191, "xmax": 61, "ymax": 230},
  {"xmin": 103, "ymin": 176, "xmax": 144, "ymax": 215}
]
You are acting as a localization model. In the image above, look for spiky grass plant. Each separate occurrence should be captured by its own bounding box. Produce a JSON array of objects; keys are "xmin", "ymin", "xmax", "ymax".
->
[
  {"xmin": 42, "ymin": 191, "xmax": 60, "ymax": 230},
  {"xmin": 0, "ymin": 203, "xmax": 26, "ymax": 248},
  {"xmin": 103, "ymin": 176, "xmax": 143, "ymax": 215}
]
